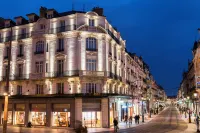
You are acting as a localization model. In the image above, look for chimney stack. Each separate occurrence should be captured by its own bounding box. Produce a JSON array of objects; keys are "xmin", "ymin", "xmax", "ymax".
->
[
  {"xmin": 92, "ymin": 7, "xmax": 103, "ymax": 16},
  {"xmin": 40, "ymin": 6, "xmax": 47, "ymax": 18},
  {"xmin": 0, "ymin": 17, "xmax": 4, "ymax": 28}
]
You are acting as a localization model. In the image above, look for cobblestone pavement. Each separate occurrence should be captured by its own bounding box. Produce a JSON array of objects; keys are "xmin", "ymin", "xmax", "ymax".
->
[{"xmin": 97, "ymin": 106, "xmax": 188, "ymax": 133}]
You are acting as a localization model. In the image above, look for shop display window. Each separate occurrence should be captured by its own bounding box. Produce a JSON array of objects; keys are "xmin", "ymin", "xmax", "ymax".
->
[
  {"xmin": 52, "ymin": 112, "xmax": 70, "ymax": 127},
  {"xmin": 31, "ymin": 112, "xmax": 46, "ymax": 126},
  {"xmin": 15, "ymin": 111, "xmax": 25, "ymax": 125},
  {"xmin": 7, "ymin": 111, "xmax": 12, "ymax": 124},
  {"xmin": 82, "ymin": 112, "xmax": 101, "ymax": 127}
]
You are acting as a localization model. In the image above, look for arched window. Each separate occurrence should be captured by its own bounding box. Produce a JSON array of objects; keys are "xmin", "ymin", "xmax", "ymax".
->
[
  {"xmin": 35, "ymin": 41, "xmax": 44, "ymax": 54},
  {"xmin": 86, "ymin": 37, "xmax": 97, "ymax": 51}
]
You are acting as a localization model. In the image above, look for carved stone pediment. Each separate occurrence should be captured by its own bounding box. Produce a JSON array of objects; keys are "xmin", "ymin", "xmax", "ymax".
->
[{"xmin": 55, "ymin": 53, "xmax": 66, "ymax": 60}]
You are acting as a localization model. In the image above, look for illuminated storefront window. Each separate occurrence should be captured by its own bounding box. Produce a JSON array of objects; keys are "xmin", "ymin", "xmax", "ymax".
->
[
  {"xmin": 52, "ymin": 104, "xmax": 71, "ymax": 127},
  {"xmin": 82, "ymin": 99, "xmax": 101, "ymax": 127},
  {"xmin": 2, "ymin": 104, "xmax": 13, "ymax": 124},
  {"xmin": 31, "ymin": 104, "xmax": 46, "ymax": 126},
  {"xmin": 15, "ymin": 104, "xmax": 25, "ymax": 125}
]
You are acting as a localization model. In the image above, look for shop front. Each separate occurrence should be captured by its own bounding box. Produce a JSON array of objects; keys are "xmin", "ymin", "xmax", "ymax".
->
[
  {"xmin": 52, "ymin": 104, "xmax": 71, "ymax": 127},
  {"xmin": 14, "ymin": 104, "xmax": 25, "ymax": 125},
  {"xmin": 30, "ymin": 104, "xmax": 46, "ymax": 126},
  {"xmin": 109, "ymin": 103, "xmax": 115, "ymax": 126},
  {"xmin": 82, "ymin": 99, "xmax": 101, "ymax": 128},
  {"xmin": 1, "ymin": 104, "xmax": 13, "ymax": 124}
]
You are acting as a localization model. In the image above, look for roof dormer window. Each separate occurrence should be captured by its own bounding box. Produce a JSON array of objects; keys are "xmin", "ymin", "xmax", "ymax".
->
[
  {"xmin": 89, "ymin": 19, "xmax": 95, "ymax": 27},
  {"xmin": 16, "ymin": 20, "xmax": 21, "ymax": 25},
  {"xmin": 5, "ymin": 23, "xmax": 10, "ymax": 28},
  {"xmin": 47, "ymin": 14, "xmax": 53, "ymax": 19}
]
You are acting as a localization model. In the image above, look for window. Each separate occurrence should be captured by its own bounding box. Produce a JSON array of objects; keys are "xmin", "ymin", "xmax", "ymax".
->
[
  {"xmin": 35, "ymin": 61, "xmax": 43, "ymax": 73},
  {"xmin": 86, "ymin": 59, "xmax": 96, "ymax": 71},
  {"xmin": 5, "ymin": 65, "xmax": 8, "ymax": 77},
  {"xmin": 5, "ymin": 47, "xmax": 9, "ymax": 58},
  {"xmin": 57, "ymin": 38, "xmax": 64, "ymax": 51},
  {"xmin": 46, "ymin": 43, "xmax": 48, "ymax": 52},
  {"xmin": 86, "ymin": 83, "xmax": 96, "ymax": 93},
  {"xmin": 17, "ymin": 85, "xmax": 22, "ymax": 95},
  {"xmin": 86, "ymin": 38, "xmax": 97, "ymax": 51},
  {"xmin": 36, "ymin": 84, "xmax": 43, "ymax": 94},
  {"xmin": 89, "ymin": 19, "xmax": 95, "ymax": 26},
  {"xmin": 16, "ymin": 20, "xmax": 21, "ymax": 25},
  {"xmin": 5, "ymin": 23, "xmax": 10, "ymax": 28},
  {"xmin": 46, "ymin": 63, "xmax": 48, "ymax": 73},
  {"xmin": 21, "ymin": 28, "xmax": 26, "ymax": 34},
  {"xmin": 60, "ymin": 20, "xmax": 65, "ymax": 27},
  {"xmin": 47, "ymin": 14, "xmax": 53, "ymax": 19},
  {"xmin": 35, "ymin": 41, "xmax": 44, "ymax": 54},
  {"xmin": 57, "ymin": 60, "xmax": 64, "ymax": 75},
  {"xmin": 40, "ymin": 24, "xmax": 45, "ymax": 30},
  {"xmin": 18, "ymin": 45, "xmax": 23, "ymax": 56},
  {"xmin": 109, "ymin": 43, "xmax": 112, "ymax": 53},
  {"xmin": 109, "ymin": 62, "xmax": 112, "ymax": 72},
  {"xmin": 18, "ymin": 64, "xmax": 23, "ymax": 77},
  {"xmin": 114, "ymin": 46, "xmax": 116, "ymax": 57},
  {"xmin": 57, "ymin": 83, "xmax": 64, "ymax": 94}
]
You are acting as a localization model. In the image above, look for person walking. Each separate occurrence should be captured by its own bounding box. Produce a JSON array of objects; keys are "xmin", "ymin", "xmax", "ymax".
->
[
  {"xmin": 124, "ymin": 115, "xmax": 128, "ymax": 124},
  {"xmin": 129, "ymin": 116, "xmax": 132, "ymax": 124},
  {"xmin": 113, "ymin": 118, "xmax": 118, "ymax": 132},
  {"xmin": 134, "ymin": 115, "xmax": 137, "ymax": 124},
  {"xmin": 196, "ymin": 116, "xmax": 200, "ymax": 132},
  {"xmin": 137, "ymin": 115, "xmax": 140, "ymax": 124}
]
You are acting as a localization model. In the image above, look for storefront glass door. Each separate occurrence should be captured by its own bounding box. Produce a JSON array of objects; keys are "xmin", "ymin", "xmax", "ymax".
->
[{"xmin": 82, "ymin": 112, "xmax": 101, "ymax": 127}]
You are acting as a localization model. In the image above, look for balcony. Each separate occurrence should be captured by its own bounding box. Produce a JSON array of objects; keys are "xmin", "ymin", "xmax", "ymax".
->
[
  {"xmin": 86, "ymin": 48, "xmax": 98, "ymax": 52},
  {"xmin": 49, "ymin": 25, "xmax": 76, "ymax": 34},
  {"xmin": 15, "ymin": 33, "xmax": 30, "ymax": 40},
  {"xmin": 31, "ymin": 30, "xmax": 46, "ymax": 36},
  {"xmin": 108, "ymin": 72, "xmax": 118, "ymax": 80},
  {"xmin": 107, "ymin": 29, "xmax": 120, "ymax": 44},
  {"xmin": 126, "ymin": 80, "xmax": 130, "ymax": 85},
  {"xmin": 34, "ymin": 51, "xmax": 44, "ymax": 55},
  {"xmin": 80, "ymin": 70, "xmax": 105, "ymax": 77},
  {"xmin": 29, "ymin": 73, "xmax": 44, "ymax": 80},
  {"xmin": 12, "ymin": 74, "xmax": 28, "ymax": 80},
  {"xmin": 45, "ymin": 70, "xmax": 79, "ymax": 78}
]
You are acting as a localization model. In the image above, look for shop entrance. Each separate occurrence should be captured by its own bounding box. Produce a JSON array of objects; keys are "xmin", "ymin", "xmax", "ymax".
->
[
  {"xmin": 82, "ymin": 112, "xmax": 101, "ymax": 127},
  {"xmin": 53, "ymin": 112, "xmax": 70, "ymax": 127}
]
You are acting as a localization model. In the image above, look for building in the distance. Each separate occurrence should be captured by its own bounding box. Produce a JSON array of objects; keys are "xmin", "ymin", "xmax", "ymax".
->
[{"xmin": 0, "ymin": 6, "xmax": 166, "ymax": 128}]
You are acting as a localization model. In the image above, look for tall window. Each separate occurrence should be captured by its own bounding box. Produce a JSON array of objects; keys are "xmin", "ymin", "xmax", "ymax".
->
[
  {"xmin": 86, "ymin": 83, "xmax": 96, "ymax": 94},
  {"xmin": 57, "ymin": 83, "xmax": 64, "ymax": 94},
  {"xmin": 109, "ymin": 43, "xmax": 112, "ymax": 53},
  {"xmin": 58, "ymin": 38, "xmax": 64, "ymax": 51},
  {"xmin": 89, "ymin": 19, "xmax": 95, "ymax": 26},
  {"xmin": 36, "ymin": 84, "xmax": 43, "ymax": 94},
  {"xmin": 35, "ymin": 61, "xmax": 43, "ymax": 73},
  {"xmin": 86, "ymin": 38, "xmax": 97, "ymax": 51},
  {"xmin": 18, "ymin": 64, "xmax": 23, "ymax": 77},
  {"xmin": 60, "ymin": 20, "xmax": 65, "ymax": 27},
  {"xmin": 5, "ymin": 47, "xmax": 9, "ymax": 58},
  {"xmin": 21, "ymin": 28, "xmax": 26, "ymax": 34},
  {"xmin": 5, "ymin": 65, "xmax": 8, "ymax": 77},
  {"xmin": 86, "ymin": 59, "xmax": 96, "ymax": 71},
  {"xmin": 57, "ymin": 60, "xmax": 64, "ymax": 75},
  {"xmin": 40, "ymin": 24, "xmax": 45, "ymax": 30},
  {"xmin": 18, "ymin": 45, "xmax": 23, "ymax": 56},
  {"xmin": 35, "ymin": 41, "xmax": 44, "ymax": 54},
  {"xmin": 17, "ymin": 85, "xmax": 22, "ymax": 95},
  {"xmin": 46, "ymin": 43, "xmax": 48, "ymax": 52}
]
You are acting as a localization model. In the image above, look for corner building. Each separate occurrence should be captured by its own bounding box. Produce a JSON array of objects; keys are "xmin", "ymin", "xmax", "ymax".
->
[{"xmin": 0, "ymin": 7, "xmax": 145, "ymax": 128}]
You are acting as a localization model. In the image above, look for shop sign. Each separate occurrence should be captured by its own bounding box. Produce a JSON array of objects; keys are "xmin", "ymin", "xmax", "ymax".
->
[{"xmin": 122, "ymin": 105, "xmax": 127, "ymax": 108}]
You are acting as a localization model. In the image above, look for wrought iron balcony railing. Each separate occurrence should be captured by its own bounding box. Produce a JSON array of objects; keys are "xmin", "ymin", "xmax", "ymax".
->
[
  {"xmin": 34, "ymin": 51, "xmax": 44, "ymax": 55},
  {"xmin": 49, "ymin": 25, "xmax": 76, "ymax": 34},
  {"xmin": 45, "ymin": 70, "xmax": 79, "ymax": 78},
  {"xmin": 80, "ymin": 70, "xmax": 105, "ymax": 77},
  {"xmin": 86, "ymin": 48, "xmax": 98, "ymax": 52}
]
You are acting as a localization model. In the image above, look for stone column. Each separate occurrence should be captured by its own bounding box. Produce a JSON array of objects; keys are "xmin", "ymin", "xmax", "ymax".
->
[
  {"xmin": 74, "ymin": 98, "xmax": 82, "ymax": 128},
  {"xmin": 25, "ymin": 101, "xmax": 30, "ymax": 126},
  {"xmin": 101, "ymin": 98, "xmax": 109, "ymax": 128},
  {"xmin": 46, "ymin": 102, "xmax": 51, "ymax": 127}
]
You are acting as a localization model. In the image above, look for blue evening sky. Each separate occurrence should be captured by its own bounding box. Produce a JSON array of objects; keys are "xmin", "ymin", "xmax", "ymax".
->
[{"xmin": 1, "ymin": 0, "xmax": 200, "ymax": 96}]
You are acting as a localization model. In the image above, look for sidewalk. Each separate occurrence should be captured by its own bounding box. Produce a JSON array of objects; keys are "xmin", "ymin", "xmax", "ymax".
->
[
  {"xmin": 181, "ymin": 115, "xmax": 197, "ymax": 133},
  {"xmin": 88, "ymin": 114, "xmax": 157, "ymax": 133},
  {"xmin": 0, "ymin": 126, "xmax": 75, "ymax": 133}
]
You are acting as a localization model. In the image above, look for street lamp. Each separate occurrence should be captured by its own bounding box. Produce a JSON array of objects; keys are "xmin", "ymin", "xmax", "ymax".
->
[
  {"xmin": 186, "ymin": 96, "xmax": 191, "ymax": 123},
  {"xmin": 194, "ymin": 92, "xmax": 198, "ymax": 116},
  {"xmin": 184, "ymin": 98, "xmax": 187, "ymax": 118}
]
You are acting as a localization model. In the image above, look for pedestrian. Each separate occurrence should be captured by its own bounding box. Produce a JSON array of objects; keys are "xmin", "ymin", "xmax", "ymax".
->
[
  {"xmin": 196, "ymin": 116, "xmax": 200, "ymax": 132},
  {"xmin": 113, "ymin": 118, "xmax": 118, "ymax": 132},
  {"xmin": 124, "ymin": 115, "xmax": 128, "ymax": 124},
  {"xmin": 137, "ymin": 115, "xmax": 140, "ymax": 124},
  {"xmin": 129, "ymin": 116, "xmax": 132, "ymax": 124},
  {"xmin": 134, "ymin": 115, "xmax": 137, "ymax": 124}
]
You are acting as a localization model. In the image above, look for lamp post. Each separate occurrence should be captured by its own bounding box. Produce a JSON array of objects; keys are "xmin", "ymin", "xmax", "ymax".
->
[
  {"xmin": 3, "ymin": 26, "xmax": 12, "ymax": 133},
  {"xmin": 186, "ymin": 96, "xmax": 191, "ymax": 123},
  {"xmin": 184, "ymin": 98, "xmax": 187, "ymax": 118},
  {"xmin": 194, "ymin": 92, "xmax": 198, "ymax": 116}
]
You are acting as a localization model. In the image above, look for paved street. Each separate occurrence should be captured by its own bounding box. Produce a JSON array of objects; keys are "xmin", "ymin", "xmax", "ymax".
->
[{"xmin": 97, "ymin": 106, "xmax": 189, "ymax": 133}]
